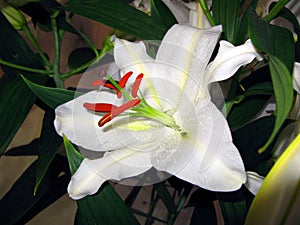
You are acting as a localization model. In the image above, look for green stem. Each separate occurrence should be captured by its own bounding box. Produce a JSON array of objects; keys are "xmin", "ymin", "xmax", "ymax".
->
[
  {"xmin": 51, "ymin": 10, "xmax": 64, "ymax": 88},
  {"xmin": 264, "ymin": 0, "xmax": 291, "ymax": 23},
  {"xmin": 0, "ymin": 58, "xmax": 52, "ymax": 74},
  {"xmin": 23, "ymin": 24, "xmax": 52, "ymax": 69},
  {"xmin": 76, "ymin": 29, "xmax": 100, "ymax": 58},
  {"xmin": 198, "ymin": 0, "xmax": 216, "ymax": 26},
  {"xmin": 60, "ymin": 42, "xmax": 111, "ymax": 80}
]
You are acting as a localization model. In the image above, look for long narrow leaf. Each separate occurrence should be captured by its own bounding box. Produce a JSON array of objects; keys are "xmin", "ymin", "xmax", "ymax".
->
[{"xmin": 64, "ymin": 0, "xmax": 168, "ymax": 40}]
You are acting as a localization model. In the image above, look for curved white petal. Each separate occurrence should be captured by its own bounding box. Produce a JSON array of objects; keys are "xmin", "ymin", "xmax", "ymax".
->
[
  {"xmin": 154, "ymin": 24, "xmax": 221, "ymax": 104},
  {"xmin": 206, "ymin": 39, "xmax": 263, "ymax": 84},
  {"xmin": 113, "ymin": 37, "xmax": 154, "ymax": 79},
  {"xmin": 55, "ymin": 90, "xmax": 166, "ymax": 152},
  {"xmin": 151, "ymin": 97, "xmax": 246, "ymax": 191},
  {"xmin": 244, "ymin": 171, "xmax": 265, "ymax": 195},
  {"xmin": 161, "ymin": 0, "xmax": 190, "ymax": 24},
  {"xmin": 293, "ymin": 62, "xmax": 300, "ymax": 94},
  {"xmin": 156, "ymin": 24, "xmax": 221, "ymax": 87},
  {"xmin": 68, "ymin": 149, "xmax": 152, "ymax": 199}
]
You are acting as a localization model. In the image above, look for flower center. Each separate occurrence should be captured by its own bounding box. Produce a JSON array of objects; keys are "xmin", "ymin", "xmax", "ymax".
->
[{"xmin": 83, "ymin": 71, "xmax": 181, "ymax": 132}]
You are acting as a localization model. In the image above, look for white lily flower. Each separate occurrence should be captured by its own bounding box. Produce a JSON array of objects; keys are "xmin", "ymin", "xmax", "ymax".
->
[
  {"xmin": 54, "ymin": 24, "xmax": 262, "ymax": 200},
  {"xmin": 162, "ymin": 0, "xmax": 211, "ymax": 28}
]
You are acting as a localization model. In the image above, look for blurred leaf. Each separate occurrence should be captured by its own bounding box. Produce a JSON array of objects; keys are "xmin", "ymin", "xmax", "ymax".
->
[
  {"xmin": 0, "ymin": 155, "xmax": 67, "ymax": 225},
  {"xmin": 150, "ymin": 0, "xmax": 177, "ymax": 28},
  {"xmin": 64, "ymin": 0, "xmax": 168, "ymax": 40},
  {"xmin": 34, "ymin": 109, "xmax": 62, "ymax": 194},
  {"xmin": 245, "ymin": 133, "xmax": 300, "ymax": 225},
  {"xmin": 22, "ymin": 76, "xmax": 81, "ymax": 109},
  {"xmin": 258, "ymin": 56, "xmax": 293, "ymax": 153},
  {"xmin": 249, "ymin": 8, "xmax": 295, "ymax": 73},
  {"xmin": 5, "ymin": 138, "xmax": 40, "ymax": 156},
  {"xmin": 228, "ymin": 95, "xmax": 270, "ymax": 130},
  {"xmin": 63, "ymin": 135, "xmax": 140, "ymax": 225},
  {"xmin": 68, "ymin": 47, "xmax": 96, "ymax": 70}
]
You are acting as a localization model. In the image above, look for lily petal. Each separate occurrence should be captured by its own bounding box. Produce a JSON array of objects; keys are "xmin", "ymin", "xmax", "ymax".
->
[
  {"xmin": 68, "ymin": 148, "xmax": 152, "ymax": 199},
  {"xmin": 154, "ymin": 24, "xmax": 221, "ymax": 104},
  {"xmin": 245, "ymin": 171, "xmax": 265, "ymax": 195},
  {"xmin": 151, "ymin": 98, "xmax": 246, "ymax": 191},
  {"xmin": 293, "ymin": 62, "xmax": 300, "ymax": 94},
  {"xmin": 156, "ymin": 24, "xmax": 221, "ymax": 88},
  {"xmin": 206, "ymin": 39, "xmax": 263, "ymax": 85}
]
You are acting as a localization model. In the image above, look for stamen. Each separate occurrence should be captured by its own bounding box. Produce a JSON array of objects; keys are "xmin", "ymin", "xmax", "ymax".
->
[
  {"xmin": 92, "ymin": 79, "xmax": 117, "ymax": 90},
  {"xmin": 83, "ymin": 103, "xmax": 116, "ymax": 112},
  {"xmin": 98, "ymin": 99, "xmax": 141, "ymax": 127},
  {"xmin": 117, "ymin": 71, "xmax": 133, "ymax": 98},
  {"xmin": 131, "ymin": 73, "xmax": 143, "ymax": 98}
]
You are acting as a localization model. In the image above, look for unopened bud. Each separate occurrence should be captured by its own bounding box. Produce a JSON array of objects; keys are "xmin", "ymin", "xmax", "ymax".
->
[{"xmin": 0, "ymin": 0, "xmax": 26, "ymax": 30}]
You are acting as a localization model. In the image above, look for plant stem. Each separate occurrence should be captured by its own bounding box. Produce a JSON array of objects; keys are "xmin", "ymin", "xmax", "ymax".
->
[
  {"xmin": 264, "ymin": 0, "xmax": 291, "ymax": 23},
  {"xmin": 0, "ymin": 58, "xmax": 52, "ymax": 74},
  {"xmin": 23, "ymin": 24, "xmax": 52, "ymax": 70},
  {"xmin": 60, "ymin": 40, "xmax": 112, "ymax": 80},
  {"xmin": 51, "ymin": 10, "xmax": 64, "ymax": 88},
  {"xmin": 198, "ymin": 0, "xmax": 216, "ymax": 26}
]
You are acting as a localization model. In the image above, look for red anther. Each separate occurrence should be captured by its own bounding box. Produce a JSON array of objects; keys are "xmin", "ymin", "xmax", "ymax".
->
[
  {"xmin": 131, "ymin": 73, "xmax": 144, "ymax": 98},
  {"xmin": 92, "ymin": 79, "xmax": 117, "ymax": 90},
  {"xmin": 83, "ymin": 103, "xmax": 116, "ymax": 112},
  {"xmin": 98, "ymin": 113, "xmax": 113, "ymax": 127},
  {"xmin": 92, "ymin": 79, "xmax": 105, "ymax": 86},
  {"xmin": 98, "ymin": 98, "xmax": 141, "ymax": 127},
  {"xmin": 117, "ymin": 71, "xmax": 133, "ymax": 98}
]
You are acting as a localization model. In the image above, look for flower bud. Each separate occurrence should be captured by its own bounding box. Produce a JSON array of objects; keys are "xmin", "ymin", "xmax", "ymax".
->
[{"xmin": 0, "ymin": 0, "xmax": 26, "ymax": 30}]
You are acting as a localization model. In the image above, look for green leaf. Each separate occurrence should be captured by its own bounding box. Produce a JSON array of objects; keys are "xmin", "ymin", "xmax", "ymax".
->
[
  {"xmin": 22, "ymin": 75, "xmax": 81, "ymax": 109},
  {"xmin": 217, "ymin": 189, "xmax": 248, "ymax": 225},
  {"xmin": 245, "ymin": 133, "xmax": 300, "ymax": 225},
  {"xmin": 0, "ymin": 156, "xmax": 67, "ymax": 225},
  {"xmin": 258, "ymin": 56, "xmax": 293, "ymax": 153},
  {"xmin": 248, "ymin": 9, "xmax": 295, "ymax": 152},
  {"xmin": 232, "ymin": 116, "xmax": 276, "ymax": 169},
  {"xmin": 64, "ymin": 0, "xmax": 168, "ymax": 40},
  {"xmin": 189, "ymin": 205, "xmax": 217, "ymax": 225},
  {"xmin": 212, "ymin": 0, "xmax": 241, "ymax": 44},
  {"xmin": 154, "ymin": 182, "xmax": 176, "ymax": 213},
  {"xmin": 0, "ymin": 11, "xmax": 46, "ymax": 155},
  {"xmin": 63, "ymin": 135, "xmax": 140, "ymax": 225},
  {"xmin": 0, "ymin": 76, "xmax": 36, "ymax": 155},
  {"xmin": 63, "ymin": 134, "xmax": 84, "ymax": 174},
  {"xmin": 68, "ymin": 47, "xmax": 96, "ymax": 70},
  {"xmin": 248, "ymin": 8, "xmax": 295, "ymax": 73},
  {"xmin": 228, "ymin": 95, "xmax": 270, "ymax": 130},
  {"xmin": 34, "ymin": 109, "xmax": 62, "ymax": 194},
  {"xmin": 150, "ymin": 0, "xmax": 177, "ymax": 28}
]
